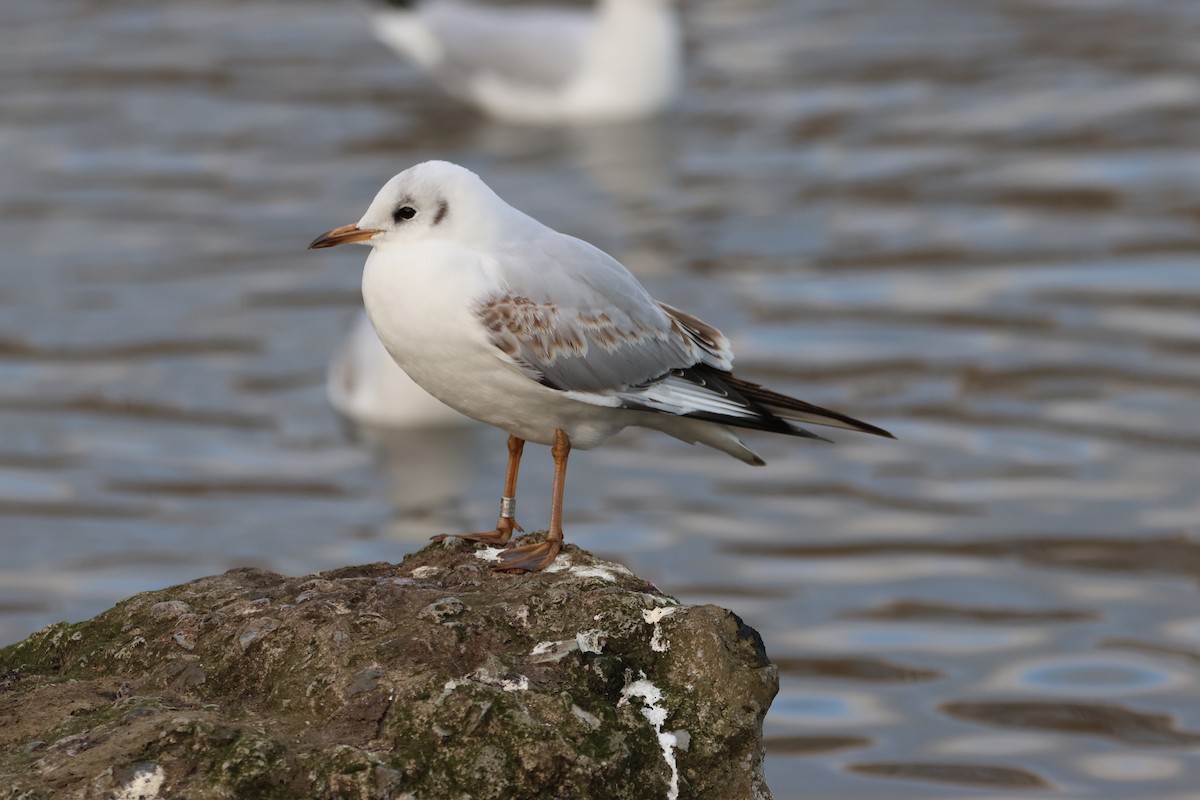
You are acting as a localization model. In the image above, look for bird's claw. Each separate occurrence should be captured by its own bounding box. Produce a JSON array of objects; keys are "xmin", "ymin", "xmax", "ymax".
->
[
  {"xmin": 492, "ymin": 539, "xmax": 562, "ymax": 573},
  {"xmin": 431, "ymin": 517, "xmax": 522, "ymax": 547}
]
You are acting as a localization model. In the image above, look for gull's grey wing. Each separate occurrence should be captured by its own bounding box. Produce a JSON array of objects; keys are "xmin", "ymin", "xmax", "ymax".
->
[
  {"xmin": 477, "ymin": 282, "xmax": 832, "ymax": 436},
  {"xmin": 476, "ymin": 233, "xmax": 731, "ymax": 396},
  {"xmin": 474, "ymin": 231, "xmax": 894, "ymax": 440},
  {"xmin": 478, "ymin": 294, "xmax": 696, "ymax": 394}
]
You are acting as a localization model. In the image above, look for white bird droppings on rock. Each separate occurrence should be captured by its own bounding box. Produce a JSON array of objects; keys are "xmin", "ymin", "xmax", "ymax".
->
[
  {"xmin": 114, "ymin": 762, "xmax": 166, "ymax": 800},
  {"xmin": 544, "ymin": 556, "xmax": 633, "ymax": 582},
  {"xmin": 530, "ymin": 639, "xmax": 579, "ymax": 663},
  {"xmin": 531, "ymin": 628, "xmax": 606, "ymax": 663},
  {"xmin": 567, "ymin": 565, "xmax": 617, "ymax": 581},
  {"xmin": 500, "ymin": 675, "xmax": 530, "ymax": 692},
  {"xmin": 643, "ymin": 607, "xmax": 678, "ymax": 624},
  {"xmin": 619, "ymin": 674, "xmax": 680, "ymax": 800},
  {"xmin": 643, "ymin": 606, "xmax": 678, "ymax": 653},
  {"xmin": 576, "ymin": 629, "xmax": 606, "ymax": 654},
  {"xmin": 474, "ymin": 547, "xmax": 506, "ymax": 562},
  {"xmin": 470, "ymin": 663, "xmax": 531, "ymax": 693}
]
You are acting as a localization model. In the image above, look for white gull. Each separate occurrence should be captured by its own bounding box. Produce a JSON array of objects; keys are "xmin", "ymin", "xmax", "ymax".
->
[
  {"xmin": 365, "ymin": 0, "xmax": 682, "ymax": 124},
  {"xmin": 310, "ymin": 161, "xmax": 894, "ymax": 571}
]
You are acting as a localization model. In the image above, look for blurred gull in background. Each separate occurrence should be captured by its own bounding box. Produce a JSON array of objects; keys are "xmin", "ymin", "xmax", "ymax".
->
[
  {"xmin": 365, "ymin": 0, "xmax": 682, "ymax": 124},
  {"xmin": 328, "ymin": 309, "xmax": 468, "ymax": 426},
  {"xmin": 332, "ymin": 0, "xmax": 684, "ymax": 429}
]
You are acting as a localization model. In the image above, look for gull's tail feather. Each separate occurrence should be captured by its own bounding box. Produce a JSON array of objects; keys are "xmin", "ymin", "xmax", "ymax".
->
[
  {"xmin": 724, "ymin": 375, "xmax": 895, "ymax": 439},
  {"xmin": 640, "ymin": 415, "xmax": 767, "ymax": 466},
  {"xmin": 620, "ymin": 365, "xmax": 891, "ymax": 446}
]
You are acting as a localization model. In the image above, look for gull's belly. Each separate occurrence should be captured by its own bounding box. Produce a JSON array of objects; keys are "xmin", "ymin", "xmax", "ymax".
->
[{"xmin": 399, "ymin": 342, "xmax": 620, "ymax": 448}]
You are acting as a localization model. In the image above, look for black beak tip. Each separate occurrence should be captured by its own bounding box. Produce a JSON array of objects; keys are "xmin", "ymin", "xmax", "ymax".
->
[{"xmin": 307, "ymin": 224, "xmax": 378, "ymax": 250}]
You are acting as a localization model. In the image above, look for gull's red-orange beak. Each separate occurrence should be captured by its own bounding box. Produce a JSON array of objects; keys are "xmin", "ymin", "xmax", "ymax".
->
[{"xmin": 307, "ymin": 223, "xmax": 383, "ymax": 249}]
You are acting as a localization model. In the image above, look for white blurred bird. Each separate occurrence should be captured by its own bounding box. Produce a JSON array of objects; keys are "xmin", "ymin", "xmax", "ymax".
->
[
  {"xmin": 328, "ymin": 310, "xmax": 469, "ymax": 427},
  {"xmin": 364, "ymin": 0, "xmax": 682, "ymax": 124},
  {"xmin": 310, "ymin": 161, "xmax": 893, "ymax": 571}
]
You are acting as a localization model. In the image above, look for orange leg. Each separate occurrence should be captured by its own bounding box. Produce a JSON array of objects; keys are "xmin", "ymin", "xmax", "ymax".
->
[
  {"xmin": 431, "ymin": 435, "xmax": 525, "ymax": 546},
  {"xmin": 495, "ymin": 429, "xmax": 569, "ymax": 573}
]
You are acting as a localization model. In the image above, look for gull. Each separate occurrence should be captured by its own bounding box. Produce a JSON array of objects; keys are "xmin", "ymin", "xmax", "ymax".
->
[
  {"xmin": 310, "ymin": 161, "xmax": 894, "ymax": 572},
  {"xmin": 364, "ymin": 0, "xmax": 682, "ymax": 123}
]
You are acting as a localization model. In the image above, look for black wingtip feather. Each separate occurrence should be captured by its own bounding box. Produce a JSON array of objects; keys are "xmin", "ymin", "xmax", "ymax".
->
[
  {"xmin": 642, "ymin": 367, "xmax": 848, "ymax": 442},
  {"xmin": 617, "ymin": 363, "xmax": 894, "ymax": 444},
  {"xmin": 723, "ymin": 374, "xmax": 896, "ymax": 440}
]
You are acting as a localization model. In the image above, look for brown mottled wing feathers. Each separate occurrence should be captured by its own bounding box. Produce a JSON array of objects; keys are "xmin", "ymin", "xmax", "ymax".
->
[
  {"xmin": 658, "ymin": 302, "xmax": 732, "ymax": 370},
  {"xmin": 476, "ymin": 292, "xmax": 696, "ymax": 393}
]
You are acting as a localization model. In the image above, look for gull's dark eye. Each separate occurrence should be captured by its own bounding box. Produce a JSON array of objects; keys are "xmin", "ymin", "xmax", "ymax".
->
[{"xmin": 393, "ymin": 205, "xmax": 417, "ymax": 223}]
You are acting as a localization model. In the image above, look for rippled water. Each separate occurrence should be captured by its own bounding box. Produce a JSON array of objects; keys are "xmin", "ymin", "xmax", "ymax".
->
[{"xmin": 4, "ymin": 0, "xmax": 1200, "ymax": 796}]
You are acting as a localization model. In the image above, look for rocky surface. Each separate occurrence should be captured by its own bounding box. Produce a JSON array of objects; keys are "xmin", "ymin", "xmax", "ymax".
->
[{"xmin": 0, "ymin": 534, "xmax": 778, "ymax": 799}]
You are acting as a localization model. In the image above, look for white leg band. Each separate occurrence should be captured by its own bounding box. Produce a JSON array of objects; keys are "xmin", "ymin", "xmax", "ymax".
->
[{"xmin": 499, "ymin": 496, "xmax": 517, "ymax": 519}]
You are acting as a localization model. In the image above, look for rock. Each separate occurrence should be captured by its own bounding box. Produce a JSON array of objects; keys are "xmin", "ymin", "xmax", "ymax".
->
[{"xmin": 0, "ymin": 534, "xmax": 778, "ymax": 799}]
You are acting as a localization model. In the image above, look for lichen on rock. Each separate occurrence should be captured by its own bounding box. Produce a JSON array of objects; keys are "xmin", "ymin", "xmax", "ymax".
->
[{"xmin": 0, "ymin": 534, "xmax": 778, "ymax": 799}]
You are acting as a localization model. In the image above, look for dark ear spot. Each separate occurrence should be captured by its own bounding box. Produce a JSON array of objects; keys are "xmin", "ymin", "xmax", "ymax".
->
[{"xmin": 433, "ymin": 200, "xmax": 449, "ymax": 226}]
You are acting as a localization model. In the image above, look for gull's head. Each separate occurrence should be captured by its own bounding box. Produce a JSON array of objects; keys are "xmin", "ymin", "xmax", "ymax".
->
[{"xmin": 308, "ymin": 161, "xmax": 500, "ymax": 251}]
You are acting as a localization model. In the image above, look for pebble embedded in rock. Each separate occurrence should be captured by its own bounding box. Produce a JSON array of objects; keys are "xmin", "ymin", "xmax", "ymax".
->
[{"xmin": 417, "ymin": 596, "xmax": 466, "ymax": 624}]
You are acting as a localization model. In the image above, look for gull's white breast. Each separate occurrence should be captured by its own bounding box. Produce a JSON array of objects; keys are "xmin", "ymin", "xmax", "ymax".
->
[{"xmin": 361, "ymin": 239, "xmax": 626, "ymax": 447}]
